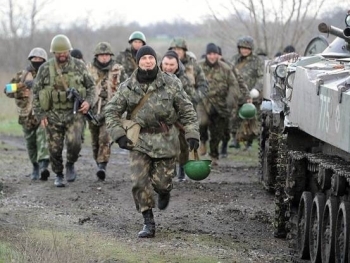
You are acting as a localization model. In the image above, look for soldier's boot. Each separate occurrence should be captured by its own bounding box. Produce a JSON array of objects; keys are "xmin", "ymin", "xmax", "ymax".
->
[
  {"xmin": 178, "ymin": 166, "xmax": 186, "ymax": 182},
  {"xmin": 54, "ymin": 173, "xmax": 65, "ymax": 187},
  {"xmin": 39, "ymin": 159, "xmax": 50, "ymax": 181},
  {"xmin": 31, "ymin": 162, "xmax": 40, "ymax": 180},
  {"xmin": 96, "ymin": 162, "xmax": 107, "ymax": 181},
  {"xmin": 199, "ymin": 141, "xmax": 207, "ymax": 156},
  {"xmin": 66, "ymin": 162, "xmax": 76, "ymax": 182},
  {"xmin": 220, "ymin": 141, "xmax": 228, "ymax": 158},
  {"xmin": 229, "ymin": 138, "xmax": 240, "ymax": 149},
  {"xmin": 138, "ymin": 209, "xmax": 155, "ymax": 238},
  {"xmin": 158, "ymin": 192, "xmax": 171, "ymax": 210}
]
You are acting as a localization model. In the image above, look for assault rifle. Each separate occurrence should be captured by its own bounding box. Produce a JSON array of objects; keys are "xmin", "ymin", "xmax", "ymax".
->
[{"xmin": 66, "ymin": 87, "xmax": 100, "ymax": 126}]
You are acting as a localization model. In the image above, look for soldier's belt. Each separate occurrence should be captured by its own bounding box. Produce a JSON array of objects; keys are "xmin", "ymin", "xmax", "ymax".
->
[{"xmin": 140, "ymin": 124, "xmax": 173, "ymax": 134}]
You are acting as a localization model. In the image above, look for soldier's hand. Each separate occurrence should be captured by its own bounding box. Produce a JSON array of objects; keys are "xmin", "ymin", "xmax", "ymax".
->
[
  {"xmin": 116, "ymin": 135, "xmax": 133, "ymax": 150},
  {"xmin": 187, "ymin": 138, "xmax": 199, "ymax": 151},
  {"xmin": 78, "ymin": 101, "xmax": 90, "ymax": 114},
  {"xmin": 41, "ymin": 117, "xmax": 48, "ymax": 127}
]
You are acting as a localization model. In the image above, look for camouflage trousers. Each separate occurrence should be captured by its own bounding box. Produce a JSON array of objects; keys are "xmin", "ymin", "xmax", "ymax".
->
[
  {"xmin": 46, "ymin": 112, "xmax": 85, "ymax": 174},
  {"xmin": 199, "ymin": 112, "xmax": 227, "ymax": 159},
  {"xmin": 177, "ymin": 130, "xmax": 189, "ymax": 166},
  {"xmin": 22, "ymin": 123, "xmax": 49, "ymax": 164},
  {"xmin": 88, "ymin": 121, "xmax": 111, "ymax": 163},
  {"xmin": 130, "ymin": 150, "xmax": 175, "ymax": 213}
]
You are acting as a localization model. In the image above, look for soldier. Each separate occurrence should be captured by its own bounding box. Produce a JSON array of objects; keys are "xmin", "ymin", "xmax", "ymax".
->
[
  {"xmin": 4, "ymin": 47, "xmax": 50, "ymax": 180},
  {"xmin": 115, "ymin": 31, "xmax": 146, "ymax": 77},
  {"xmin": 160, "ymin": 50, "xmax": 198, "ymax": 182},
  {"xmin": 230, "ymin": 36, "xmax": 264, "ymax": 150},
  {"xmin": 105, "ymin": 45, "xmax": 199, "ymax": 238},
  {"xmin": 217, "ymin": 45, "xmax": 250, "ymax": 157},
  {"xmin": 197, "ymin": 43, "xmax": 241, "ymax": 165},
  {"xmin": 168, "ymin": 37, "xmax": 209, "ymax": 155},
  {"xmin": 87, "ymin": 42, "xmax": 127, "ymax": 181},
  {"xmin": 33, "ymin": 34, "xmax": 95, "ymax": 187}
]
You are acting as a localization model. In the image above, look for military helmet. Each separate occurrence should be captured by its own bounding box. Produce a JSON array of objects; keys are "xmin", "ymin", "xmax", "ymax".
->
[
  {"xmin": 28, "ymin": 47, "xmax": 47, "ymax": 61},
  {"xmin": 237, "ymin": 36, "xmax": 255, "ymax": 50},
  {"xmin": 50, "ymin": 34, "xmax": 73, "ymax": 53},
  {"xmin": 168, "ymin": 37, "xmax": 188, "ymax": 51},
  {"xmin": 239, "ymin": 103, "xmax": 257, "ymax": 119},
  {"xmin": 128, "ymin": 31, "xmax": 146, "ymax": 45},
  {"xmin": 184, "ymin": 159, "xmax": 211, "ymax": 181},
  {"xmin": 94, "ymin": 42, "xmax": 114, "ymax": 56}
]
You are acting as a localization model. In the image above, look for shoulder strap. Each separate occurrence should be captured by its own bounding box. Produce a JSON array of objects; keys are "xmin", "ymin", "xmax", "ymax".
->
[
  {"xmin": 130, "ymin": 91, "xmax": 153, "ymax": 119},
  {"xmin": 49, "ymin": 59, "xmax": 57, "ymax": 88}
]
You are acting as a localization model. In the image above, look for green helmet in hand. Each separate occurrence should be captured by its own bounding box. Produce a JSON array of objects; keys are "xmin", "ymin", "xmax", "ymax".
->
[{"xmin": 239, "ymin": 103, "xmax": 257, "ymax": 119}]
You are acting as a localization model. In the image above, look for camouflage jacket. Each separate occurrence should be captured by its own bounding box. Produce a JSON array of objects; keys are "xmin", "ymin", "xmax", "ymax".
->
[
  {"xmin": 115, "ymin": 48, "xmax": 137, "ymax": 77},
  {"xmin": 181, "ymin": 55, "xmax": 209, "ymax": 101},
  {"xmin": 33, "ymin": 57, "xmax": 95, "ymax": 121},
  {"xmin": 87, "ymin": 59, "xmax": 127, "ymax": 117},
  {"xmin": 231, "ymin": 53, "xmax": 264, "ymax": 101},
  {"xmin": 198, "ymin": 59, "xmax": 241, "ymax": 117},
  {"xmin": 5, "ymin": 64, "xmax": 40, "ymax": 130},
  {"xmin": 105, "ymin": 67, "xmax": 199, "ymax": 158},
  {"xmin": 220, "ymin": 58, "xmax": 250, "ymax": 105},
  {"xmin": 160, "ymin": 61, "xmax": 198, "ymax": 106}
]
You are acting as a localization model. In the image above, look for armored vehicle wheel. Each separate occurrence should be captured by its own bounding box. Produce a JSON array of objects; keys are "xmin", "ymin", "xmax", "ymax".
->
[
  {"xmin": 309, "ymin": 193, "xmax": 326, "ymax": 263},
  {"xmin": 321, "ymin": 196, "xmax": 338, "ymax": 263},
  {"xmin": 335, "ymin": 201, "xmax": 350, "ymax": 263},
  {"xmin": 297, "ymin": 191, "xmax": 313, "ymax": 259}
]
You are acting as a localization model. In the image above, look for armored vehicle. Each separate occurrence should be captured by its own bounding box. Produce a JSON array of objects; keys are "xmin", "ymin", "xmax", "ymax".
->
[{"xmin": 260, "ymin": 11, "xmax": 350, "ymax": 262}]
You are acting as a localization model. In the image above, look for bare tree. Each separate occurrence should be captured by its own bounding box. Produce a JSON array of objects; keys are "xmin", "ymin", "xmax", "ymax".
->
[{"xmin": 206, "ymin": 0, "xmax": 328, "ymax": 57}]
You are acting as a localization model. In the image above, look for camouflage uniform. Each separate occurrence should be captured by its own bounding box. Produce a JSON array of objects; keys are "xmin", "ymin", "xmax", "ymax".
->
[
  {"xmin": 5, "ymin": 65, "xmax": 50, "ymax": 179},
  {"xmin": 116, "ymin": 31, "xmax": 147, "ymax": 77},
  {"xmin": 33, "ymin": 56, "xmax": 95, "ymax": 182},
  {"xmin": 197, "ymin": 58, "xmax": 241, "ymax": 160},
  {"xmin": 87, "ymin": 42, "xmax": 127, "ymax": 180},
  {"xmin": 231, "ymin": 37, "xmax": 264, "ymax": 148},
  {"xmin": 220, "ymin": 58, "xmax": 249, "ymax": 153},
  {"xmin": 105, "ymin": 68, "xmax": 199, "ymax": 213}
]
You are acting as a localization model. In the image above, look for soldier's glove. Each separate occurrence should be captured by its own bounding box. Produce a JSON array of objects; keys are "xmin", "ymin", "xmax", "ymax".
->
[
  {"xmin": 24, "ymin": 80, "xmax": 34, "ymax": 89},
  {"xmin": 116, "ymin": 135, "xmax": 133, "ymax": 150},
  {"xmin": 187, "ymin": 138, "xmax": 199, "ymax": 151}
]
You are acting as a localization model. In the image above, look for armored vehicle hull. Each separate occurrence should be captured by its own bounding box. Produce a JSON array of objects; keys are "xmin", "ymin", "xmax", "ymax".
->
[{"xmin": 260, "ymin": 12, "xmax": 350, "ymax": 262}]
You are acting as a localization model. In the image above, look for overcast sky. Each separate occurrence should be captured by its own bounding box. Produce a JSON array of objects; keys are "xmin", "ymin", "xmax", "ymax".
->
[
  {"xmin": 47, "ymin": 0, "xmax": 227, "ymax": 27},
  {"xmin": 27, "ymin": 0, "xmax": 350, "ymax": 29}
]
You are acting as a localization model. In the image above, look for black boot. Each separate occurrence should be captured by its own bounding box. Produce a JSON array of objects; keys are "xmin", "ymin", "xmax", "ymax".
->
[
  {"xmin": 138, "ymin": 209, "xmax": 155, "ymax": 238},
  {"xmin": 66, "ymin": 162, "xmax": 76, "ymax": 182},
  {"xmin": 158, "ymin": 192, "xmax": 171, "ymax": 210},
  {"xmin": 31, "ymin": 162, "xmax": 40, "ymax": 180},
  {"xmin": 39, "ymin": 159, "xmax": 50, "ymax": 181},
  {"xmin": 221, "ymin": 141, "xmax": 228, "ymax": 158},
  {"xmin": 178, "ymin": 166, "xmax": 186, "ymax": 182},
  {"xmin": 96, "ymin": 162, "xmax": 107, "ymax": 181},
  {"xmin": 54, "ymin": 173, "xmax": 65, "ymax": 187}
]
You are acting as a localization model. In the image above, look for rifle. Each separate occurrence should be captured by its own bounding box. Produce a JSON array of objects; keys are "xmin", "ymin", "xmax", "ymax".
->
[{"xmin": 66, "ymin": 87, "xmax": 100, "ymax": 125}]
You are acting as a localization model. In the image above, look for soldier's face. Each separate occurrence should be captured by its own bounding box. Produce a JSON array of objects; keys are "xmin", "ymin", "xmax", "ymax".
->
[
  {"xmin": 239, "ymin": 47, "xmax": 252, "ymax": 57},
  {"xmin": 206, "ymin": 53, "xmax": 219, "ymax": 64},
  {"xmin": 138, "ymin": 55, "xmax": 157, "ymax": 70},
  {"xmin": 172, "ymin": 48, "xmax": 185, "ymax": 60},
  {"xmin": 54, "ymin": 51, "xmax": 69, "ymax": 63},
  {"xmin": 131, "ymin": 40, "xmax": 144, "ymax": 51},
  {"xmin": 161, "ymin": 57, "xmax": 178, "ymax": 74},
  {"xmin": 97, "ymin": 54, "xmax": 111, "ymax": 64}
]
